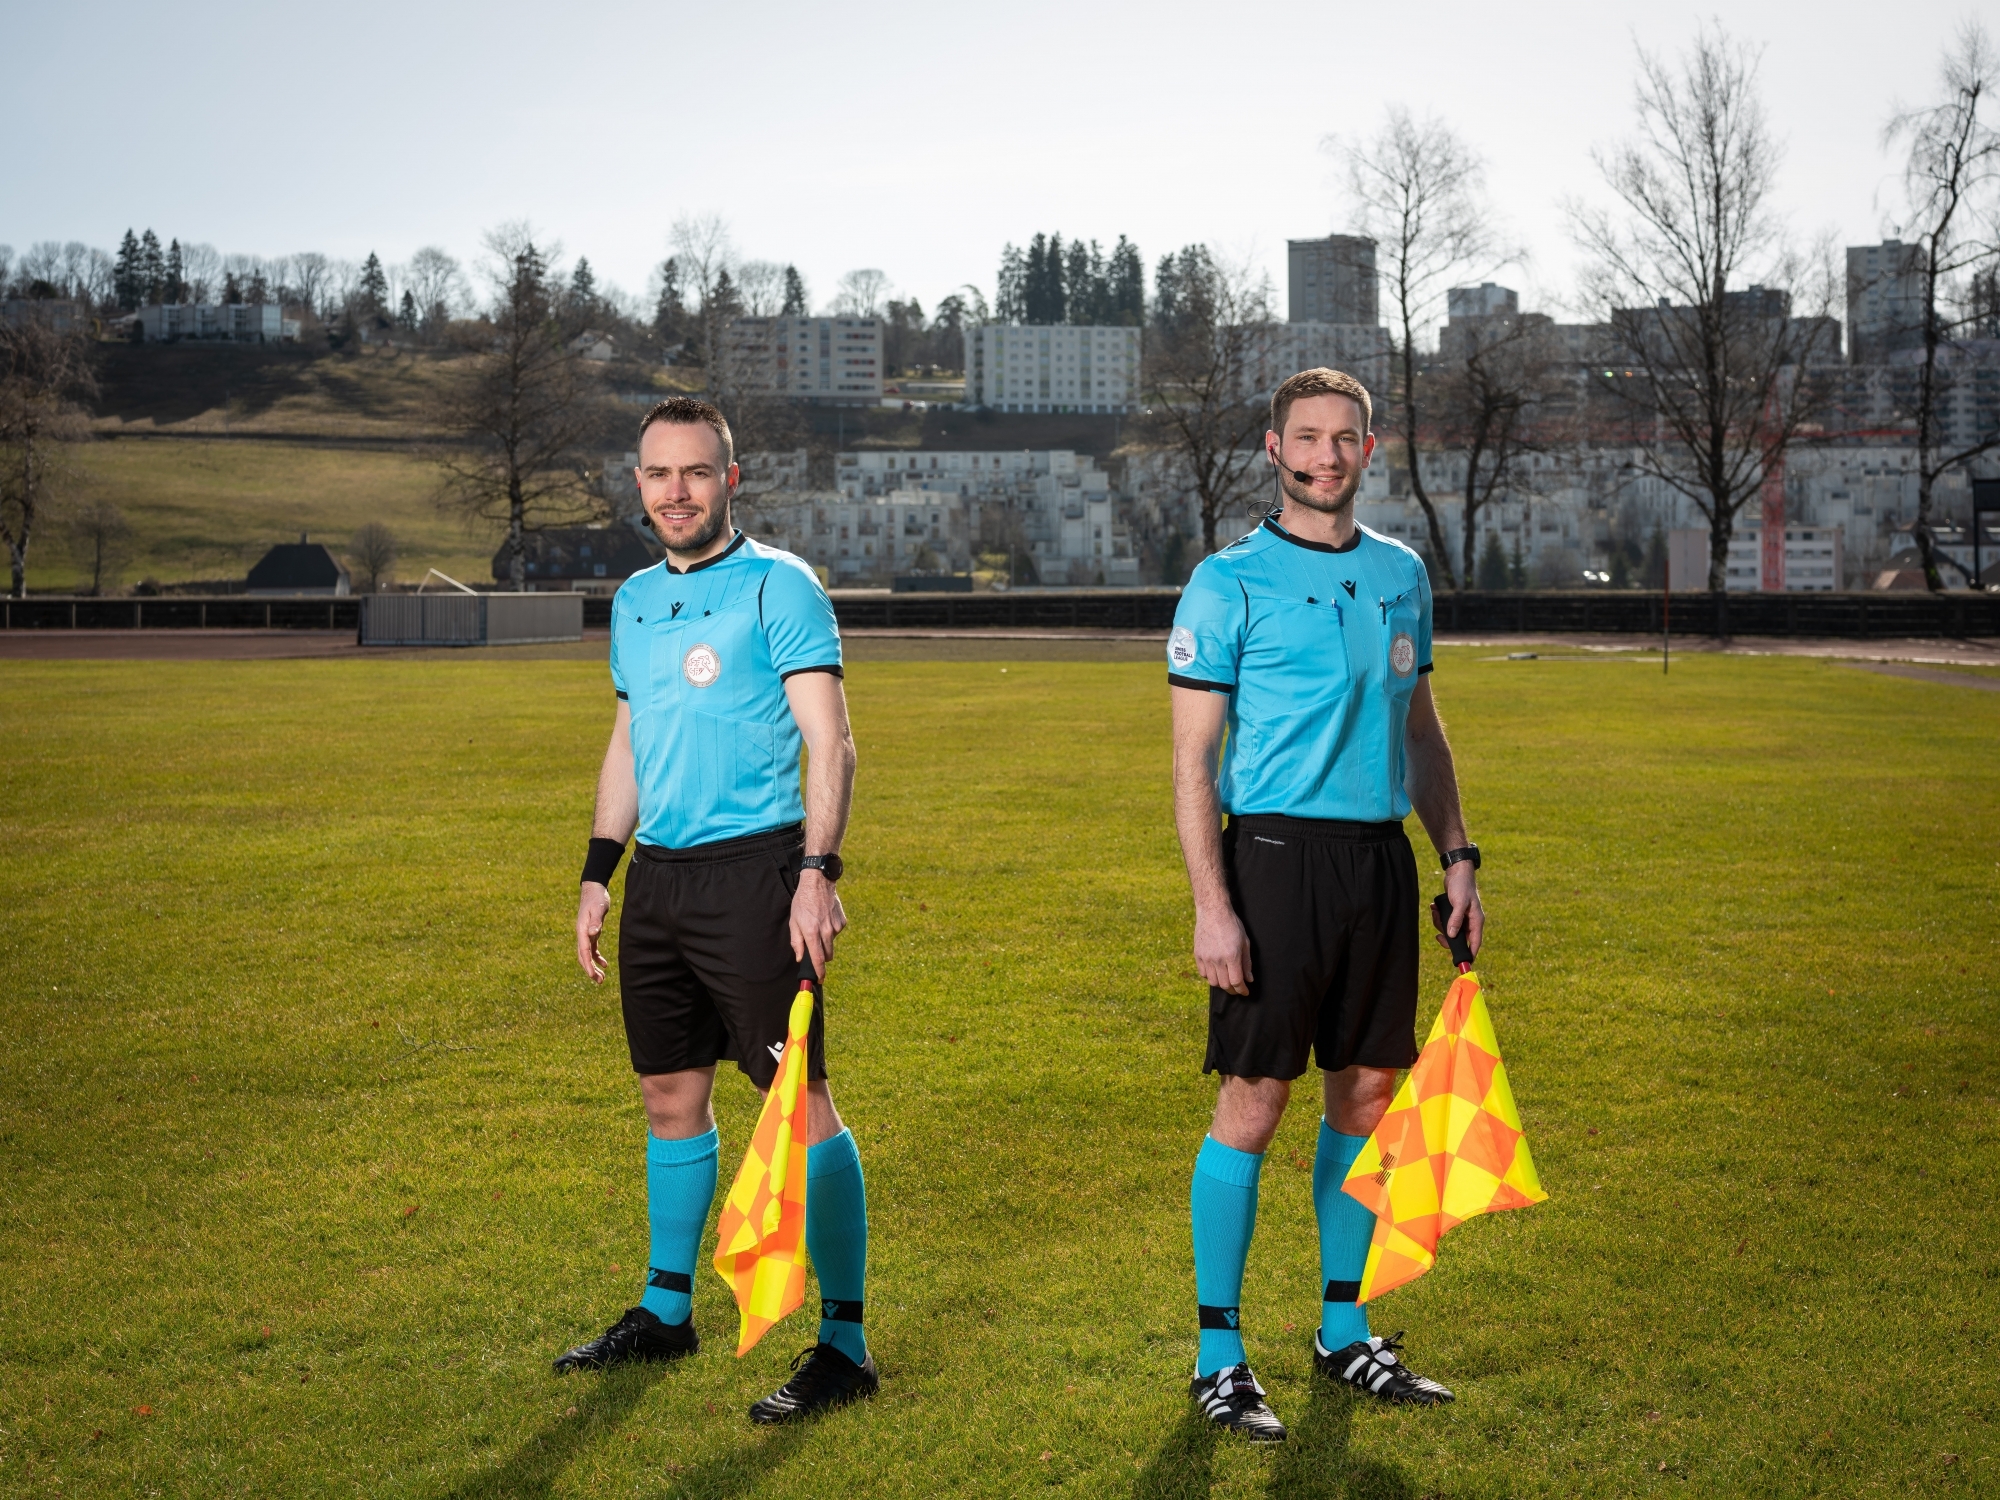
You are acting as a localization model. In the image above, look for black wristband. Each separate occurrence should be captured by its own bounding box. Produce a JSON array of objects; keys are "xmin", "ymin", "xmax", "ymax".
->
[{"xmin": 582, "ymin": 837, "xmax": 627, "ymax": 887}]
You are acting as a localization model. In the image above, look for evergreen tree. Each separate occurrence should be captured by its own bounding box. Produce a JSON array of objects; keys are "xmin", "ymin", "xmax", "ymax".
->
[
  {"xmin": 1508, "ymin": 533, "xmax": 1528, "ymax": 589},
  {"xmin": 1643, "ymin": 524, "xmax": 1667, "ymax": 587},
  {"xmin": 1151, "ymin": 251, "xmax": 1182, "ymax": 330},
  {"xmin": 1023, "ymin": 232, "xmax": 1066, "ymax": 323},
  {"xmin": 358, "ymin": 252, "xmax": 389, "ymax": 318},
  {"xmin": 781, "ymin": 264, "xmax": 808, "ymax": 316},
  {"xmin": 113, "ymin": 230, "xmax": 141, "ymax": 311},
  {"xmin": 709, "ymin": 268, "xmax": 741, "ymax": 321},
  {"xmin": 1108, "ymin": 236, "xmax": 1145, "ymax": 325},
  {"xmin": 398, "ymin": 289, "xmax": 419, "ymax": 332},
  {"xmin": 1477, "ymin": 530, "xmax": 1510, "ymax": 590},
  {"xmin": 164, "ymin": 239, "xmax": 186, "ymax": 304},
  {"xmin": 995, "ymin": 244, "xmax": 1026, "ymax": 323},
  {"xmin": 653, "ymin": 256, "xmax": 687, "ymax": 349},
  {"xmin": 568, "ymin": 256, "xmax": 597, "ymax": 309},
  {"xmin": 138, "ymin": 229, "xmax": 165, "ymax": 304},
  {"xmin": 1064, "ymin": 237, "xmax": 1103, "ymax": 324},
  {"xmin": 246, "ymin": 270, "xmax": 269, "ymax": 305},
  {"xmin": 222, "ymin": 271, "xmax": 243, "ymax": 305}
]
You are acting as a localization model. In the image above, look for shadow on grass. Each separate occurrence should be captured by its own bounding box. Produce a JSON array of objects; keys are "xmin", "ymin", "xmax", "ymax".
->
[
  {"xmin": 1130, "ymin": 1385, "xmax": 1415, "ymax": 1500},
  {"xmin": 441, "ymin": 1363, "xmax": 802, "ymax": 1500},
  {"xmin": 1266, "ymin": 1382, "xmax": 1414, "ymax": 1500}
]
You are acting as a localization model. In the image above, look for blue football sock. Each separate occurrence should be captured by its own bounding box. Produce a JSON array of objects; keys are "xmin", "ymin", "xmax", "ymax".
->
[
  {"xmin": 806, "ymin": 1128, "xmax": 869, "ymax": 1366},
  {"xmin": 1314, "ymin": 1119, "xmax": 1374, "ymax": 1350},
  {"xmin": 638, "ymin": 1127, "xmax": 718, "ymax": 1326},
  {"xmin": 1191, "ymin": 1135, "xmax": 1264, "ymax": 1377}
]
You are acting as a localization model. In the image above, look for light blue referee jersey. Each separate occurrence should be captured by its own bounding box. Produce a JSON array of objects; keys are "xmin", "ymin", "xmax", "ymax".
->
[
  {"xmin": 610, "ymin": 531, "xmax": 842, "ymax": 849},
  {"xmin": 1168, "ymin": 518, "xmax": 1433, "ymax": 823}
]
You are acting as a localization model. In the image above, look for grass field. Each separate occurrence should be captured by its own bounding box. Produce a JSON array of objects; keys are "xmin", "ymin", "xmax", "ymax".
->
[
  {"xmin": 32, "ymin": 440, "xmax": 501, "ymax": 594},
  {"xmin": 1, "ymin": 649, "xmax": 1994, "ymax": 1498}
]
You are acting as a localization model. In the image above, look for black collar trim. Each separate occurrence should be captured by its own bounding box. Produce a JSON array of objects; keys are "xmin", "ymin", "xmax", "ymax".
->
[
  {"xmin": 667, "ymin": 529, "xmax": 746, "ymax": 575},
  {"xmin": 1263, "ymin": 517, "xmax": 1362, "ymax": 554}
]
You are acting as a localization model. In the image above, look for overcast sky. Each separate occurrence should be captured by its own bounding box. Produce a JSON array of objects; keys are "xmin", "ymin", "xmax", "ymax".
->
[{"xmin": 2, "ymin": 0, "xmax": 1981, "ymax": 324}]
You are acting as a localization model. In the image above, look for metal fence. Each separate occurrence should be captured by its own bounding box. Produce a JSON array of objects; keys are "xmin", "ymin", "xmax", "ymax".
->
[{"xmin": 6, "ymin": 588, "xmax": 1997, "ymax": 640}]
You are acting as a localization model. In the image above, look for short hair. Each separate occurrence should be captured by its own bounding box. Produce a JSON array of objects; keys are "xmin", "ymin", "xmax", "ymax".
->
[
  {"xmin": 1270, "ymin": 367, "xmax": 1372, "ymax": 442},
  {"xmin": 636, "ymin": 396, "xmax": 734, "ymax": 469}
]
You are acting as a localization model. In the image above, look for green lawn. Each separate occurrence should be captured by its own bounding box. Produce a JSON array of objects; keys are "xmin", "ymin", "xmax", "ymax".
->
[
  {"xmin": 0, "ymin": 649, "xmax": 1994, "ymax": 1498},
  {"xmin": 34, "ymin": 440, "xmax": 501, "ymax": 594}
]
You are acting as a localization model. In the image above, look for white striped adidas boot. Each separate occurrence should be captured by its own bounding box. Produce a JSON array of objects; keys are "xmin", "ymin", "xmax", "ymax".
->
[
  {"xmin": 1313, "ymin": 1330, "xmax": 1454, "ymax": 1405},
  {"xmin": 1189, "ymin": 1362, "xmax": 1287, "ymax": 1442}
]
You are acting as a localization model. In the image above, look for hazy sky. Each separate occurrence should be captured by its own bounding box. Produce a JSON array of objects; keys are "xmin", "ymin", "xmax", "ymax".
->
[{"xmin": 2, "ymin": 0, "xmax": 1981, "ymax": 323}]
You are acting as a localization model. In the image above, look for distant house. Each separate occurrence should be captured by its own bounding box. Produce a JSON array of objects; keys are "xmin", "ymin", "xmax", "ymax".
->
[
  {"xmin": 247, "ymin": 535, "xmax": 351, "ymax": 596},
  {"xmin": 567, "ymin": 329, "xmax": 616, "ymax": 361},
  {"xmin": 494, "ymin": 523, "xmax": 663, "ymax": 592}
]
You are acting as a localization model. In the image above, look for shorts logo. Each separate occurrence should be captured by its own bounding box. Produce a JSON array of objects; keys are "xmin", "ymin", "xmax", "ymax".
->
[
  {"xmin": 1168, "ymin": 626, "xmax": 1197, "ymax": 670},
  {"xmin": 682, "ymin": 643, "xmax": 722, "ymax": 688},
  {"xmin": 767, "ymin": 1041, "xmax": 784, "ymax": 1062},
  {"xmin": 1390, "ymin": 632, "xmax": 1417, "ymax": 678}
]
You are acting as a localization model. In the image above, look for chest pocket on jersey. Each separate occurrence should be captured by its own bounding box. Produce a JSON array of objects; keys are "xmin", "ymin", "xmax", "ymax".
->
[{"xmin": 1246, "ymin": 595, "xmax": 1351, "ymax": 705}]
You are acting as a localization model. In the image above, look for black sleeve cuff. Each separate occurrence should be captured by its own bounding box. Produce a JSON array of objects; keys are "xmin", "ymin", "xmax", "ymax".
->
[
  {"xmin": 582, "ymin": 836, "xmax": 627, "ymax": 887},
  {"xmin": 614, "ymin": 689, "xmax": 629, "ymax": 700},
  {"xmin": 780, "ymin": 664, "xmax": 844, "ymax": 680},
  {"xmin": 1418, "ymin": 662, "xmax": 1433, "ymax": 675},
  {"xmin": 1168, "ymin": 672, "xmax": 1235, "ymax": 693}
]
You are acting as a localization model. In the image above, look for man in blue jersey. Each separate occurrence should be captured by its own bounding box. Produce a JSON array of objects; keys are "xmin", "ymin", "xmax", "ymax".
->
[
  {"xmin": 554, "ymin": 397, "xmax": 878, "ymax": 1424},
  {"xmin": 1169, "ymin": 368, "xmax": 1483, "ymax": 1441}
]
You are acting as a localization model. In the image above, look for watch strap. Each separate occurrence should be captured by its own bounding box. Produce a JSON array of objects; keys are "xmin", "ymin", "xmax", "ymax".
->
[{"xmin": 1442, "ymin": 845, "xmax": 1481, "ymax": 871}]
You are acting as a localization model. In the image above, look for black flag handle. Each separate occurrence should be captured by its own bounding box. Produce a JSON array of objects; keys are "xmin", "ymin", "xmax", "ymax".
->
[
  {"xmin": 1431, "ymin": 893, "xmax": 1476, "ymax": 971},
  {"xmin": 796, "ymin": 955, "xmax": 821, "ymax": 989}
]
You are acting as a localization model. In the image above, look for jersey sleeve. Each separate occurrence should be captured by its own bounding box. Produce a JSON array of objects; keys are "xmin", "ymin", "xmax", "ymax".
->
[
  {"xmin": 760, "ymin": 558, "xmax": 843, "ymax": 679},
  {"xmin": 609, "ymin": 593, "xmax": 630, "ymax": 699},
  {"xmin": 1416, "ymin": 564, "xmax": 1434, "ymax": 675},
  {"xmin": 1167, "ymin": 561, "xmax": 1244, "ymax": 692}
]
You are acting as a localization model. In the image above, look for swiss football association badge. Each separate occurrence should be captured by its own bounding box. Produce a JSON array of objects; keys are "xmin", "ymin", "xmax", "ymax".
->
[
  {"xmin": 1390, "ymin": 632, "xmax": 1417, "ymax": 678},
  {"xmin": 1169, "ymin": 626, "xmax": 1197, "ymax": 670},
  {"xmin": 682, "ymin": 643, "xmax": 722, "ymax": 688}
]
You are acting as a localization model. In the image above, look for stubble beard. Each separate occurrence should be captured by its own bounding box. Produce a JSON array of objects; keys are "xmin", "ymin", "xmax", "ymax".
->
[
  {"xmin": 650, "ymin": 497, "xmax": 730, "ymax": 556},
  {"xmin": 1278, "ymin": 467, "xmax": 1360, "ymax": 520}
]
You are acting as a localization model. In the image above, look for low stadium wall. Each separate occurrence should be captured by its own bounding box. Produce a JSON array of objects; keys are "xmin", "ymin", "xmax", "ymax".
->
[
  {"xmin": 4, "ymin": 589, "xmax": 1997, "ymax": 640},
  {"xmin": 358, "ymin": 593, "xmax": 583, "ymax": 646}
]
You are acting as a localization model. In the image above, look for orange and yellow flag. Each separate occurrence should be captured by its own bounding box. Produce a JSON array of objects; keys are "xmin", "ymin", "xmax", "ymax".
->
[
  {"xmin": 1342, "ymin": 969, "xmax": 1545, "ymax": 1302},
  {"xmin": 711, "ymin": 980, "xmax": 813, "ymax": 1355}
]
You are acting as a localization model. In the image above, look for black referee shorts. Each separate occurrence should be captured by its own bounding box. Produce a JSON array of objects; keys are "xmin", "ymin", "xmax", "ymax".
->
[
  {"xmin": 1203, "ymin": 813, "xmax": 1421, "ymax": 1081},
  {"xmin": 616, "ymin": 823, "xmax": 828, "ymax": 1090}
]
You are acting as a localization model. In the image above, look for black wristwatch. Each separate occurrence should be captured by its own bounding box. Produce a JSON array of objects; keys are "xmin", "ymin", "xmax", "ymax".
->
[
  {"xmin": 801, "ymin": 853, "xmax": 844, "ymax": 883},
  {"xmin": 1442, "ymin": 844, "xmax": 1481, "ymax": 871}
]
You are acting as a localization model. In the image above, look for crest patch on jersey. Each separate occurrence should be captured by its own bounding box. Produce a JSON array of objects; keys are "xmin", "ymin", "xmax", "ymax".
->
[
  {"xmin": 1168, "ymin": 626, "xmax": 1197, "ymax": 670},
  {"xmin": 682, "ymin": 643, "xmax": 722, "ymax": 688},
  {"xmin": 1390, "ymin": 632, "xmax": 1417, "ymax": 678}
]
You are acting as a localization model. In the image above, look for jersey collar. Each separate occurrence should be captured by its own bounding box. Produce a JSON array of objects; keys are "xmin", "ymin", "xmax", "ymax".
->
[
  {"xmin": 1263, "ymin": 517, "xmax": 1363, "ymax": 555},
  {"xmin": 665, "ymin": 529, "xmax": 746, "ymax": 575}
]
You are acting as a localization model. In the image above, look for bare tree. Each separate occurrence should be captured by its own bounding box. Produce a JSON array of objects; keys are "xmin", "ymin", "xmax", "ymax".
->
[
  {"xmin": 833, "ymin": 269, "xmax": 890, "ymax": 318},
  {"xmin": 61, "ymin": 498, "xmax": 134, "ymax": 596},
  {"xmin": 1571, "ymin": 26, "xmax": 1841, "ymax": 603},
  {"xmin": 348, "ymin": 522, "xmax": 398, "ymax": 592},
  {"xmin": 180, "ymin": 243, "xmax": 222, "ymax": 305},
  {"xmin": 670, "ymin": 215, "xmax": 735, "ymax": 375},
  {"xmin": 1433, "ymin": 316, "xmax": 1566, "ymax": 588},
  {"xmin": 404, "ymin": 247, "xmax": 464, "ymax": 335},
  {"xmin": 736, "ymin": 260, "xmax": 787, "ymax": 317},
  {"xmin": 288, "ymin": 252, "xmax": 331, "ymax": 321},
  {"xmin": 1338, "ymin": 107, "xmax": 1500, "ymax": 589},
  {"xmin": 429, "ymin": 225, "xmax": 608, "ymax": 590},
  {"xmin": 0, "ymin": 314, "xmax": 98, "ymax": 597},
  {"xmin": 83, "ymin": 249, "xmax": 116, "ymax": 309},
  {"xmin": 1142, "ymin": 245, "xmax": 1276, "ymax": 555},
  {"xmin": 1884, "ymin": 21, "xmax": 2000, "ymax": 590}
]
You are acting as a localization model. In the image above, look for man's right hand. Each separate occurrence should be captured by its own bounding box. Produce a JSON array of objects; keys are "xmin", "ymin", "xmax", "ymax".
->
[
  {"xmin": 577, "ymin": 882, "xmax": 612, "ymax": 983},
  {"xmin": 1194, "ymin": 902, "xmax": 1254, "ymax": 996}
]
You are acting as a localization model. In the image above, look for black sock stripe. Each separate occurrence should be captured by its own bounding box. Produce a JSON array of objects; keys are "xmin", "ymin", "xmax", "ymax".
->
[
  {"xmin": 647, "ymin": 1269, "xmax": 692, "ymax": 1293},
  {"xmin": 819, "ymin": 1298, "xmax": 864, "ymax": 1324},
  {"xmin": 1197, "ymin": 1304, "xmax": 1241, "ymax": 1331},
  {"xmin": 1323, "ymin": 1279, "xmax": 1361, "ymax": 1303}
]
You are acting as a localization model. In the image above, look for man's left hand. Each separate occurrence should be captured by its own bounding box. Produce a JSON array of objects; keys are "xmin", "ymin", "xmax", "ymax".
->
[
  {"xmin": 790, "ymin": 868, "xmax": 847, "ymax": 979},
  {"xmin": 1434, "ymin": 860, "xmax": 1484, "ymax": 959}
]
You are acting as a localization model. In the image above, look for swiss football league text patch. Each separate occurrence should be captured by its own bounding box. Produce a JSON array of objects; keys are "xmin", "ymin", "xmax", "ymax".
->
[
  {"xmin": 1390, "ymin": 632, "xmax": 1417, "ymax": 678},
  {"xmin": 682, "ymin": 643, "xmax": 722, "ymax": 688},
  {"xmin": 1169, "ymin": 626, "xmax": 1197, "ymax": 670}
]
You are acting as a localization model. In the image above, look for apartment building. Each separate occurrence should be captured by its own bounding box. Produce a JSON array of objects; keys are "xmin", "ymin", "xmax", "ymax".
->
[
  {"xmin": 135, "ymin": 302, "xmax": 290, "ymax": 342},
  {"xmin": 1668, "ymin": 526, "xmax": 1844, "ymax": 592},
  {"xmin": 963, "ymin": 324, "xmax": 1141, "ymax": 413},
  {"xmin": 722, "ymin": 316, "xmax": 883, "ymax": 403},
  {"xmin": 1288, "ymin": 236, "xmax": 1379, "ymax": 325},
  {"xmin": 1236, "ymin": 322, "xmax": 1392, "ymax": 402},
  {"xmin": 1847, "ymin": 241, "xmax": 1925, "ymax": 365}
]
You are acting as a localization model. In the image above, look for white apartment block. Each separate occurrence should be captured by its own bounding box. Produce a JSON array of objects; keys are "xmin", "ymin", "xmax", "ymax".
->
[
  {"xmin": 723, "ymin": 316, "xmax": 882, "ymax": 403},
  {"xmin": 1237, "ymin": 323, "xmax": 1392, "ymax": 406},
  {"xmin": 738, "ymin": 490, "xmax": 975, "ymax": 581},
  {"xmin": 136, "ymin": 302, "xmax": 288, "ymax": 342},
  {"xmin": 964, "ymin": 324, "xmax": 1141, "ymax": 413},
  {"xmin": 1669, "ymin": 527, "xmax": 1844, "ymax": 592}
]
